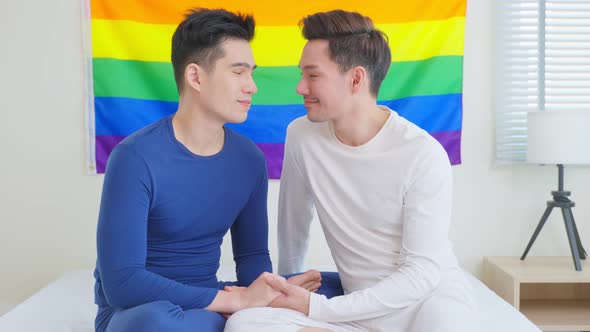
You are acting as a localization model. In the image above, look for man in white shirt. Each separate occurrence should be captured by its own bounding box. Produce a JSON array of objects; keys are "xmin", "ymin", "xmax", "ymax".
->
[{"xmin": 225, "ymin": 10, "xmax": 475, "ymax": 332}]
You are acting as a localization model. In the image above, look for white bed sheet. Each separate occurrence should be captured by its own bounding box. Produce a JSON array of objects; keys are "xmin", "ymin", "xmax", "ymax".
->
[{"xmin": 0, "ymin": 269, "xmax": 541, "ymax": 332}]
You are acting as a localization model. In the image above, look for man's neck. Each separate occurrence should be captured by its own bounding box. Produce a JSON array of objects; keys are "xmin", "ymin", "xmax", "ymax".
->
[
  {"xmin": 331, "ymin": 101, "xmax": 390, "ymax": 147},
  {"xmin": 172, "ymin": 101, "xmax": 225, "ymax": 156}
]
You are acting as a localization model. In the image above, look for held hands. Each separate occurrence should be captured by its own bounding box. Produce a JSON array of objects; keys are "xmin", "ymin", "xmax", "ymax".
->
[
  {"xmin": 235, "ymin": 272, "xmax": 282, "ymax": 309},
  {"xmin": 265, "ymin": 274, "xmax": 311, "ymax": 315},
  {"xmin": 268, "ymin": 269, "xmax": 320, "ymax": 310},
  {"xmin": 207, "ymin": 272, "xmax": 281, "ymax": 316},
  {"xmin": 223, "ymin": 270, "xmax": 319, "ymax": 316}
]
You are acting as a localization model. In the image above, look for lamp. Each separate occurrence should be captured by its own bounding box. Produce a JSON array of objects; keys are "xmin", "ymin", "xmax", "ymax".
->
[{"xmin": 521, "ymin": 110, "xmax": 590, "ymax": 271}]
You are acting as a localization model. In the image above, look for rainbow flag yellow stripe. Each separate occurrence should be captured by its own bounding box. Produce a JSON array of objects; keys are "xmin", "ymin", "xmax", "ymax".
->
[
  {"xmin": 92, "ymin": 17, "xmax": 465, "ymax": 65},
  {"xmin": 87, "ymin": 0, "xmax": 467, "ymax": 176}
]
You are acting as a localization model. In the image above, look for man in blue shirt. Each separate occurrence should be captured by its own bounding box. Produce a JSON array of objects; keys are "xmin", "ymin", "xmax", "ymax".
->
[{"xmin": 94, "ymin": 8, "xmax": 321, "ymax": 332}]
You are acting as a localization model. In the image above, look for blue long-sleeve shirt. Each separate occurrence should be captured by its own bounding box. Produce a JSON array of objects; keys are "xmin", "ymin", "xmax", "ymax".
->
[{"xmin": 94, "ymin": 115, "xmax": 272, "ymax": 311}]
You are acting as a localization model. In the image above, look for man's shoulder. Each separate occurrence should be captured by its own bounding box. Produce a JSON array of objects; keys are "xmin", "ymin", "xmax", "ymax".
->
[
  {"xmin": 225, "ymin": 127, "xmax": 266, "ymax": 164},
  {"xmin": 377, "ymin": 111, "xmax": 450, "ymax": 170},
  {"xmin": 110, "ymin": 116, "xmax": 171, "ymax": 163},
  {"xmin": 392, "ymin": 113, "xmax": 446, "ymax": 154},
  {"xmin": 119, "ymin": 116, "xmax": 170, "ymax": 149}
]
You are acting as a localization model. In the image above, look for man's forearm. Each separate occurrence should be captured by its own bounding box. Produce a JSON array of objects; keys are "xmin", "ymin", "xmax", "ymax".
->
[{"xmin": 205, "ymin": 290, "xmax": 244, "ymax": 313}]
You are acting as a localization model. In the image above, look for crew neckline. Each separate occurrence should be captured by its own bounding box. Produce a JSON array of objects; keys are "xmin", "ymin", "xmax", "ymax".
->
[
  {"xmin": 167, "ymin": 114, "xmax": 229, "ymax": 159},
  {"xmin": 328, "ymin": 106, "xmax": 394, "ymax": 152}
]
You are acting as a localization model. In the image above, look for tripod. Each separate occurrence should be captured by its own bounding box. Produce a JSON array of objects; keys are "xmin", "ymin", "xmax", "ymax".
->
[{"xmin": 521, "ymin": 164, "xmax": 587, "ymax": 271}]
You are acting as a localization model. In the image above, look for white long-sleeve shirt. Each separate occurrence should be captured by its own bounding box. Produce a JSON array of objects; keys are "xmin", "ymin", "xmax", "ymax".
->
[{"xmin": 278, "ymin": 107, "xmax": 461, "ymax": 323}]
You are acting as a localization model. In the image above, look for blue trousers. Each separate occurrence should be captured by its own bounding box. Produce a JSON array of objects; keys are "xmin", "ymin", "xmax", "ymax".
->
[{"xmin": 96, "ymin": 272, "xmax": 342, "ymax": 332}]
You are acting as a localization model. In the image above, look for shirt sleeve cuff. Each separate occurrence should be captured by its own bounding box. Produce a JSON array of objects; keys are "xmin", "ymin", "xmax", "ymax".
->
[{"xmin": 308, "ymin": 291, "xmax": 328, "ymax": 321}]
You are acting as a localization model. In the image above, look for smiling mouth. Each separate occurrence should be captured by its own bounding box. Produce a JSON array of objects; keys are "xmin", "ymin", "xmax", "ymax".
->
[{"xmin": 303, "ymin": 99, "xmax": 318, "ymax": 106}]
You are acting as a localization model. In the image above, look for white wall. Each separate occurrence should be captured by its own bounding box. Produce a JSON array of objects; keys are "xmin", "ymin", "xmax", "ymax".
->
[{"xmin": 1, "ymin": 0, "xmax": 589, "ymax": 306}]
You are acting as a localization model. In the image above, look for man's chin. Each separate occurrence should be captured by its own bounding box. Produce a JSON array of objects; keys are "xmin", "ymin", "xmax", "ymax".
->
[
  {"xmin": 306, "ymin": 113, "xmax": 327, "ymax": 123},
  {"xmin": 225, "ymin": 113, "xmax": 249, "ymax": 124}
]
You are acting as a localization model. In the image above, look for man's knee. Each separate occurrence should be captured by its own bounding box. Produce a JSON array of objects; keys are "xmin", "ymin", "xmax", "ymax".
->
[
  {"xmin": 191, "ymin": 309, "xmax": 226, "ymax": 332},
  {"xmin": 108, "ymin": 301, "xmax": 182, "ymax": 332},
  {"xmin": 410, "ymin": 297, "xmax": 476, "ymax": 332}
]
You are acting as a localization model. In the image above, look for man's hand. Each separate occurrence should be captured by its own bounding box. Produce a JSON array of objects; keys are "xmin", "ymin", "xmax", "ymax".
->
[
  {"xmin": 239, "ymin": 272, "xmax": 283, "ymax": 309},
  {"xmin": 287, "ymin": 269, "xmax": 322, "ymax": 292},
  {"xmin": 265, "ymin": 274, "xmax": 311, "ymax": 316},
  {"xmin": 206, "ymin": 272, "xmax": 281, "ymax": 314},
  {"xmin": 221, "ymin": 286, "xmax": 244, "ymax": 318}
]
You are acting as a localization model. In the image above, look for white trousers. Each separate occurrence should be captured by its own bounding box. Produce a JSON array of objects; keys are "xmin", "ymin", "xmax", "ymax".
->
[{"xmin": 224, "ymin": 271, "xmax": 478, "ymax": 332}]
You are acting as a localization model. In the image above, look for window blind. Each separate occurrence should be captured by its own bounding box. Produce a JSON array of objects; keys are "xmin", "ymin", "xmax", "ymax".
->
[{"xmin": 495, "ymin": 0, "xmax": 590, "ymax": 163}]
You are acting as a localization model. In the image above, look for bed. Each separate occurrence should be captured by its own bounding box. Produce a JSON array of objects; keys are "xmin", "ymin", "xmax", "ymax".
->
[{"xmin": 0, "ymin": 268, "xmax": 541, "ymax": 332}]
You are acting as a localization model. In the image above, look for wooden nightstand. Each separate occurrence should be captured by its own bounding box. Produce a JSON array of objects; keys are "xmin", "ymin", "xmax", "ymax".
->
[{"xmin": 483, "ymin": 256, "xmax": 590, "ymax": 331}]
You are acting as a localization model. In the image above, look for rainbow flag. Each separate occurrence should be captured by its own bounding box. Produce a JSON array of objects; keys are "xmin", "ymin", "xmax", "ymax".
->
[{"xmin": 84, "ymin": 0, "xmax": 466, "ymax": 178}]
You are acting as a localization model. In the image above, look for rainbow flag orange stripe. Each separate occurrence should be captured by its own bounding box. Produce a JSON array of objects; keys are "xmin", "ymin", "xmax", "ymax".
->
[
  {"xmin": 90, "ymin": 0, "xmax": 466, "ymax": 25},
  {"xmin": 85, "ymin": 1, "xmax": 466, "ymax": 177}
]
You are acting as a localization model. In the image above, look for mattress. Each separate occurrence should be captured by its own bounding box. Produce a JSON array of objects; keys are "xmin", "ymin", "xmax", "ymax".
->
[{"xmin": 0, "ymin": 269, "xmax": 541, "ymax": 332}]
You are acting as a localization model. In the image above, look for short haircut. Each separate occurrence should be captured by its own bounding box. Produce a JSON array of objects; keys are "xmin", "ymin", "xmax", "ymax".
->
[
  {"xmin": 171, "ymin": 8, "xmax": 255, "ymax": 93},
  {"xmin": 300, "ymin": 10, "xmax": 391, "ymax": 96}
]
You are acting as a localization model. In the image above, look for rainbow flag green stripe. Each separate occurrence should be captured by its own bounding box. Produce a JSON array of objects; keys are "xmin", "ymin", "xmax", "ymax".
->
[{"xmin": 93, "ymin": 56, "xmax": 463, "ymax": 104}]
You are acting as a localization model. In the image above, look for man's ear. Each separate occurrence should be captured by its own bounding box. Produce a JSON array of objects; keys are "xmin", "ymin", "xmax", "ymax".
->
[
  {"xmin": 351, "ymin": 66, "xmax": 367, "ymax": 94},
  {"xmin": 185, "ymin": 63, "xmax": 203, "ymax": 92}
]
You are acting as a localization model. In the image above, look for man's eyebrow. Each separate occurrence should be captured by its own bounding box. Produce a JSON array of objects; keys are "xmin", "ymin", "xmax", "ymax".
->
[
  {"xmin": 300, "ymin": 64, "xmax": 319, "ymax": 70},
  {"xmin": 230, "ymin": 62, "xmax": 257, "ymax": 70}
]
